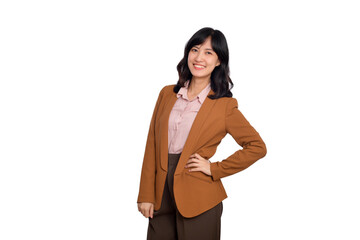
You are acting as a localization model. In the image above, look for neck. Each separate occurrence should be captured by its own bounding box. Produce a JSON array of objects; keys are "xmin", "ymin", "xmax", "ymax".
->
[{"xmin": 188, "ymin": 77, "xmax": 210, "ymax": 93}]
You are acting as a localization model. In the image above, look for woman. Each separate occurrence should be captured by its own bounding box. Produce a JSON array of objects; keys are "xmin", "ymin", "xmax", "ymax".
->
[{"xmin": 137, "ymin": 27, "xmax": 267, "ymax": 240}]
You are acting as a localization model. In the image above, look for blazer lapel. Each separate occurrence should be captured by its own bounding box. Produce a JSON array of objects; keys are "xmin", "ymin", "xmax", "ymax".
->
[
  {"xmin": 159, "ymin": 87, "xmax": 216, "ymax": 173},
  {"xmin": 159, "ymin": 92, "xmax": 178, "ymax": 171}
]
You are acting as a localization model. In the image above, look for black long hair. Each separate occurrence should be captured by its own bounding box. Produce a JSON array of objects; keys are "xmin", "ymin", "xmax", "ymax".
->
[{"xmin": 174, "ymin": 27, "xmax": 233, "ymax": 99}]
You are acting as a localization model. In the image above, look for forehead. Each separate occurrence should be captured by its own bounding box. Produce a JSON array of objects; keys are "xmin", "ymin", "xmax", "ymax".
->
[{"xmin": 194, "ymin": 37, "xmax": 213, "ymax": 49}]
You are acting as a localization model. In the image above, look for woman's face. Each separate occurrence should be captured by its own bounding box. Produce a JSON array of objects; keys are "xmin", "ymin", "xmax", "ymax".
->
[{"xmin": 187, "ymin": 36, "xmax": 220, "ymax": 81}]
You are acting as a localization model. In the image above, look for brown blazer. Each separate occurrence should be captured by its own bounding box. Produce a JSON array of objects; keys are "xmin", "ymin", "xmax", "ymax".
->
[{"xmin": 137, "ymin": 84, "xmax": 267, "ymax": 218}]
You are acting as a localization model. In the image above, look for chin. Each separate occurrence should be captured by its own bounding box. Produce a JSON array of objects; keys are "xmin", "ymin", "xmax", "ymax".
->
[
  {"xmin": 191, "ymin": 73, "xmax": 210, "ymax": 79},
  {"xmin": 189, "ymin": 70, "xmax": 209, "ymax": 78}
]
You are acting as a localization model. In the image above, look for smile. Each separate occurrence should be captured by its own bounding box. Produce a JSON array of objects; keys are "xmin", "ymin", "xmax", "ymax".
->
[{"xmin": 194, "ymin": 64, "xmax": 205, "ymax": 70}]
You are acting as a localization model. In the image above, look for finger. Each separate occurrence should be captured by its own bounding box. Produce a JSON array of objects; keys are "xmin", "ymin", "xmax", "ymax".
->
[
  {"xmin": 185, "ymin": 159, "xmax": 195, "ymax": 165},
  {"xmin": 186, "ymin": 163, "xmax": 199, "ymax": 169},
  {"xmin": 144, "ymin": 208, "xmax": 150, "ymax": 218},
  {"xmin": 150, "ymin": 204, "xmax": 154, "ymax": 219},
  {"xmin": 188, "ymin": 157, "xmax": 200, "ymax": 163},
  {"xmin": 186, "ymin": 160, "xmax": 202, "ymax": 168},
  {"xmin": 191, "ymin": 155, "xmax": 200, "ymax": 160},
  {"xmin": 195, "ymin": 153, "xmax": 205, "ymax": 160},
  {"xmin": 147, "ymin": 205, "xmax": 153, "ymax": 218},
  {"xmin": 190, "ymin": 167, "xmax": 210, "ymax": 175},
  {"xmin": 186, "ymin": 159, "xmax": 197, "ymax": 166},
  {"xmin": 141, "ymin": 207, "xmax": 147, "ymax": 218},
  {"xmin": 188, "ymin": 167, "xmax": 201, "ymax": 172}
]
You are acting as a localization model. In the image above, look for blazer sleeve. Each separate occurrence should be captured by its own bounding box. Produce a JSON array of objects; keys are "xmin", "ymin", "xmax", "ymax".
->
[
  {"xmin": 210, "ymin": 97, "xmax": 267, "ymax": 181},
  {"xmin": 137, "ymin": 86, "xmax": 165, "ymax": 203}
]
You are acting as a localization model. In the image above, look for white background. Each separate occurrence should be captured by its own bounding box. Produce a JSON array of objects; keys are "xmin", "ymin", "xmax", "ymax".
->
[{"xmin": 1, "ymin": 0, "xmax": 359, "ymax": 239}]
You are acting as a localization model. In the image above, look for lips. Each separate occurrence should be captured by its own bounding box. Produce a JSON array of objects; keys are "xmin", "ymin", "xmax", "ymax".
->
[{"xmin": 193, "ymin": 64, "xmax": 205, "ymax": 70}]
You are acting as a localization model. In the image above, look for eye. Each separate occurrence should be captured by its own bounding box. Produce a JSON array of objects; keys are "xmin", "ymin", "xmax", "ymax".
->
[
  {"xmin": 206, "ymin": 51, "xmax": 212, "ymax": 55},
  {"xmin": 191, "ymin": 48, "xmax": 198, "ymax": 52}
]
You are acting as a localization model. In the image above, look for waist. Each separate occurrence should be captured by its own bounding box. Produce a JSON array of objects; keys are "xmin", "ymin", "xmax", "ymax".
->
[{"xmin": 168, "ymin": 152, "xmax": 182, "ymax": 156}]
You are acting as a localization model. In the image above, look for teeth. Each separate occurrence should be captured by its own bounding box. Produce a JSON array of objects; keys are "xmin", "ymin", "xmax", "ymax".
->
[{"xmin": 194, "ymin": 64, "xmax": 205, "ymax": 68}]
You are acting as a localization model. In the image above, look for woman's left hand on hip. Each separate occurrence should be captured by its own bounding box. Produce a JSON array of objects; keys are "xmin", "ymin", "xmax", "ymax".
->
[{"xmin": 185, "ymin": 153, "xmax": 212, "ymax": 176}]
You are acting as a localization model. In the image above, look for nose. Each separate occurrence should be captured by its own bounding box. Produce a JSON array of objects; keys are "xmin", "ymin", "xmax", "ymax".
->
[{"xmin": 194, "ymin": 51, "xmax": 204, "ymax": 62}]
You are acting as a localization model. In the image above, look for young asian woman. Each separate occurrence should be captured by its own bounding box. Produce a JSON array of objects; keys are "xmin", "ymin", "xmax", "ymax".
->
[{"xmin": 137, "ymin": 27, "xmax": 267, "ymax": 240}]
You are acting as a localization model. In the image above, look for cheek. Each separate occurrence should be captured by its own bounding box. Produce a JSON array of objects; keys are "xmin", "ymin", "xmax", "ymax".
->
[
  {"xmin": 187, "ymin": 58, "xmax": 192, "ymax": 69},
  {"xmin": 187, "ymin": 53, "xmax": 194, "ymax": 62},
  {"xmin": 207, "ymin": 63, "xmax": 218, "ymax": 73},
  {"xmin": 211, "ymin": 59, "xmax": 220, "ymax": 69}
]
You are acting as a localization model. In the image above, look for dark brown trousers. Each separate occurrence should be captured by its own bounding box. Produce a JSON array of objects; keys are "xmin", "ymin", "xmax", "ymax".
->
[{"xmin": 147, "ymin": 153, "xmax": 223, "ymax": 240}]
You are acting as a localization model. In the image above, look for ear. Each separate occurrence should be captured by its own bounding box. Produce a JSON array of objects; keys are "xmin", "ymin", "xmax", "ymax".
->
[{"xmin": 216, "ymin": 60, "xmax": 221, "ymax": 67}]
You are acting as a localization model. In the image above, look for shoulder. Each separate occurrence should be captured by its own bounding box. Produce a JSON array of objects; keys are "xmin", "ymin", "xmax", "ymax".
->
[
  {"xmin": 153, "ymin": 84, "xmax": 176, "ymax": 103},
  {"xmin": 162, "ymin": 84, "xmax": 176, "ymax": 94},
  {"xmin": 214, "ymin": 96, "xmax": 238, "ymax": 106},
  {"xmin": 206, "ymin": 96, "xmax": 239, "ymax": 116},
  {"xmin": 153, "ymin": 84, "xmax": 174, "ymax": 96},
  {"xmin": 226, "ymin": 97, "xmax": 238, "ymax": 106},
  {"xmin": 221, "ymin": 97, "xmax": 239, "ymax": 115},
  {"xmin": 156, "ymin": 84, "xmax": 176, "ymax": 98}
]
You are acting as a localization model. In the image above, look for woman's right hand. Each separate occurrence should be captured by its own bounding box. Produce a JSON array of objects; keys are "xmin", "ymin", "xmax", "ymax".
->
[{"xmin": 137, "ymin": 202, "xmax": 154, "ymax": 218}]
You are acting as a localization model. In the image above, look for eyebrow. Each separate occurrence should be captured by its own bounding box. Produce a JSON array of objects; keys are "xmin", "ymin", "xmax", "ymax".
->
[{"xmin": 193, "ymin": 46, "xmax": 214, "ymax": 51}]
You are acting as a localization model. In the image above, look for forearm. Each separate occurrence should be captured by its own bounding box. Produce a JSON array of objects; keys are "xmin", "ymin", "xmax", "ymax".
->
[
  {"xmin": 137, "ymin": 133, "xmax": 156, "ymax": 203},
  {"xmin": 210, "ymin": 134, "xmax": 267, "ymax": 181},
  {"xmin": 137, "ymin": 86, "xmax": 165, "ymax": 203}
]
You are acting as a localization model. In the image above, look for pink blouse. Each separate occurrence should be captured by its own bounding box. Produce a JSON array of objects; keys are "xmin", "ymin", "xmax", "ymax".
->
[{"xmin": 168, "ymin": 80, "xmax": 212, "ymax": 154}]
